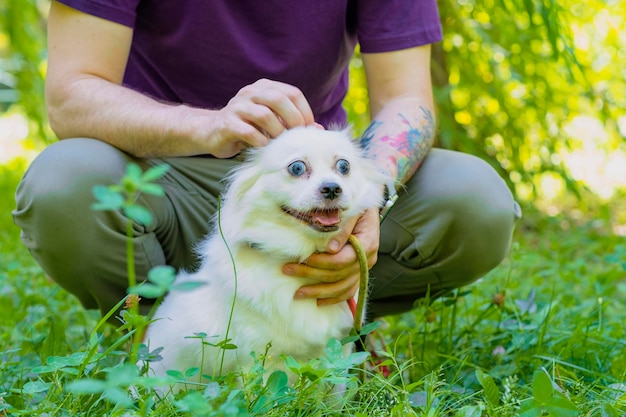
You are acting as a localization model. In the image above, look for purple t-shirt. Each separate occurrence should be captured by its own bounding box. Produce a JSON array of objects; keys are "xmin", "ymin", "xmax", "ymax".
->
[{"xmin": 57, "ymin": 0, "xmax": 442, "ymax": 127}]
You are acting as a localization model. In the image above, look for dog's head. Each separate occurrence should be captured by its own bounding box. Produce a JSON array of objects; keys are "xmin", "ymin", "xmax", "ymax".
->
[{"xmin": 218, "ymin": 127, "xmax": 388, "ymax": 259}]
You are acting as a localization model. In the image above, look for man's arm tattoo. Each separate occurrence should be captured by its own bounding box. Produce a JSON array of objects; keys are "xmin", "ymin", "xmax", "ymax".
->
[{"xmin": 360, "ymin": 106, "xmax": 435, "ymax": 185}]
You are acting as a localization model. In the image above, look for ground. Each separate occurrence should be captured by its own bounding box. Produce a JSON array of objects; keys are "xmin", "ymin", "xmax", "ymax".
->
[{"xmin": 0, "ymin": 158, "xmax": 625, "ymax": 416}]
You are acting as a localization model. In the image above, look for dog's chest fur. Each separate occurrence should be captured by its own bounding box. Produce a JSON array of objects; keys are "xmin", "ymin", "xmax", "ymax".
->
[
  {"xmin": 144, "ymin": 237, "xmax": 353, "ymax": 377},
  {"xmin": 213, "ymin": 242, "xmax": 353, "ymax": 358}
]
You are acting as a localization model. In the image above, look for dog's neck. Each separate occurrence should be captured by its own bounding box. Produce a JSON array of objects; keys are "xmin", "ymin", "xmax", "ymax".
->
[
  {"xmin": 243, "ymin": 241, "xmax": 306, "ymax": 258},
  {"xmin": 241, "ymin": 239, "xmax": 326, "ymax": 263}
]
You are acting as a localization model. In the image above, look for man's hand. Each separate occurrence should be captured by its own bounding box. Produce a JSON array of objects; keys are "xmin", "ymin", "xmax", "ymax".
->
[
  {"xmin": 282, "ymin": 207, "xmax": 380, "ymax": 306},
  {"xmin": 197, "ymin": 79, "xmax": 316, "ymax": 158},
  {"xmin": 46, "ymin": 3, "xmax": 316, "ymax": 158}
]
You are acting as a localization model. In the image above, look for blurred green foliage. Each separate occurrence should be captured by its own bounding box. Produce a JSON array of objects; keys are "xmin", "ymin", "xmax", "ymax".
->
[
  {"xmin": 349, "ymin": 0, "xmax": 626, "ymax": 201},
  {"xmin": 0, "ymin": 0, "xmax": 50, "ymax": 142},
  {"xmin": 2, "ymin": 0, "xmax": 625, "ymax": 201},
  {"xmin": 433, "ymin": 0, "xmax": 625, "ymax": 200}
]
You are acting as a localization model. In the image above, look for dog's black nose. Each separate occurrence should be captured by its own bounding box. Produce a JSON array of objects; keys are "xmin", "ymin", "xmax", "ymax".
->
[{"xmin": 319, "ymin": 182, "xmax": 342, "ymax": 200}]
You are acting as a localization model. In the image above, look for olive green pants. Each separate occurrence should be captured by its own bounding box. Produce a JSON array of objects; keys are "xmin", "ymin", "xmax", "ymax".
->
[{"xmin": 13, "ymin": 138, "xmax": 521, "ymax": 319}]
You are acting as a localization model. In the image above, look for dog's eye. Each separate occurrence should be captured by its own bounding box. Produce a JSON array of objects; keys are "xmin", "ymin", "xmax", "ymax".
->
[
  {"xmin": 288, "ymin": 160, "xmax": 307, "ymax": 177},
  {"xmin": 336, "ymin": 159, "xmax": 350, "ymax": 175}
]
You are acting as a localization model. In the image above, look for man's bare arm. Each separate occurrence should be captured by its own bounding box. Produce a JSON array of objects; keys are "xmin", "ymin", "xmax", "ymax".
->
[
  {"xmin": 46, "ymin": 1, "xmax": 315, "ymax": 158},
  {"xmin": 360, "ymin": 45, "xmax": 436, "ymax": 185}
]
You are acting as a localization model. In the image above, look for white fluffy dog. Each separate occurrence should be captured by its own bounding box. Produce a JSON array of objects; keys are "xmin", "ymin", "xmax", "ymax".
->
[{"xmin": 142, "ymin": 126, "xmax": 386, "ymax": 385}]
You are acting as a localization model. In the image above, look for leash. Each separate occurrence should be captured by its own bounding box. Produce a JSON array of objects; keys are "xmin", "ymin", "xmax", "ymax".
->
[
  {"xmin": 347, "ymin": 234, "xmax": 368, "ymax": 382},
  {"xmin": 348, "ymin": 176, "xmax": 398, "ymax": 329},
  {"xmin": 347, "ymin": 234, "xmax": 368, "ymax": 333},
  {"xmin": 348, "ymin": 234, "xmax": 392, "ymax": 379}
]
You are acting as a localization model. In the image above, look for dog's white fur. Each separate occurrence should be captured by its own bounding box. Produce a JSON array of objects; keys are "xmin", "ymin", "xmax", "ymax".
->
[{"xmin": 142, "ymin": 126, "xmax": 387, "ymax": 384}]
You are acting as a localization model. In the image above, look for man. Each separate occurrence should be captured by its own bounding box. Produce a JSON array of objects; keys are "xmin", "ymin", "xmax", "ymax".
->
[{"xmin": 13, "ymin": 0, "xmax": 519, "ymax": 320}]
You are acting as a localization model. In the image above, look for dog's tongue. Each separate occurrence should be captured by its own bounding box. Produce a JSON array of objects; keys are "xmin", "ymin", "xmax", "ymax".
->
[{"xmin": 313, "ymin": 209, "xmax": 341, "ymax": 226}]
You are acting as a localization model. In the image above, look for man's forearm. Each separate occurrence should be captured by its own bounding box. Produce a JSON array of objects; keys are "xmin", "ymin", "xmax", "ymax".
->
[
  {"xmin": 47, "ymin": 76, "xmax": 316, "ymax": 159},
  {"xmin": 47, "ymin": 77, "xmax": 208, "ymax": 158},
  {"xmin": 360, "ymin": 98, "xmax": 436, "ymax": 187}
]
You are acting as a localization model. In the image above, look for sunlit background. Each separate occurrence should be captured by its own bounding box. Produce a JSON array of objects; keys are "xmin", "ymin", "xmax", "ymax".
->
[{"xmin": 1, "ymin": 0, "xmax": 625, "ymax": 232}]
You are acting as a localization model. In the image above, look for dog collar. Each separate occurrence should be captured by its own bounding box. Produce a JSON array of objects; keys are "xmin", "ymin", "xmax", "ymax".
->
[{"xmin": 379, "ymin": 179, "xmax": 398, "ymax": 223}]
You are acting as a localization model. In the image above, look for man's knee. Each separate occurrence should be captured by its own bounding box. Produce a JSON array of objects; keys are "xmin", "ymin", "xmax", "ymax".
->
[
  {"xmin": 12, "ymin": 139, "xmax": 133, "ymax": 310},
  {"xmin": 15, "ymin": 139, "xmax": 129, "ymax": 214},
  {"xmin": 377, "ymin": 149, "xmax": 520, "ymax": 294},
  {"xmin": 371, "ymin": 150, "xmax": 520, "ymax": 317},
  {"xmin": 446, "ymin": 192, "xmax": 519, "ymax": 284},
  {"xmin": 417, "ymin": 149, "xmax": 520, "ymax": 283}
]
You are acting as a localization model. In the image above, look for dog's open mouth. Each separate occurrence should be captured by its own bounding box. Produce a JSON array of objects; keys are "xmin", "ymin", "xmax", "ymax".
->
[{"xmin": 281, "ymin": 206, "xmax": 342, "ymax": 232}]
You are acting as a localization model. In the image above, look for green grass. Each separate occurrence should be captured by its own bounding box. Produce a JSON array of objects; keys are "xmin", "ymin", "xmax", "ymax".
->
[{"xmin": 1, "ymin": 161, "xmax": 625, "ymax": 416}]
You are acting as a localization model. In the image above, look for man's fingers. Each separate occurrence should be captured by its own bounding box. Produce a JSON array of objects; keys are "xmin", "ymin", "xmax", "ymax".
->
[
  {"xmin": 294, "ymin": 274, "xmax": 360, "ymax": 303},
  {"xmin": 256, "ymin": 79, "xmax": 315, "ymax": 126},
  {"xmin": 215, "ymin": 114, "xmax": 271, "ymax": 153},
  {"xmin": 239, "ymin": 79, "xmax": 315, "ymax": 134},
  {"xmin": 282, "ymin": 252, "xmax": 359, "ymax": 283},
  {"xmin": 252, "ymin": 91, "xmax": 307, "ymax": 130},
  {"xmin": 325, "ymin": 215, "xmax": 359, "ymax": 254},
  {"xmin": 316, "ymin": 278, "xmax": 361, "ymax": 306}
]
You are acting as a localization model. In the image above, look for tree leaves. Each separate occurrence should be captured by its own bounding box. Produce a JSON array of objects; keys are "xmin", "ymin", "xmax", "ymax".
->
[
  {"xmin": 1, "ymin": 0, "xmax": 50, "ymax": 142},
  {"xmin": 426, "ymin": 0, "xmax": 624, "ymax": 200}
]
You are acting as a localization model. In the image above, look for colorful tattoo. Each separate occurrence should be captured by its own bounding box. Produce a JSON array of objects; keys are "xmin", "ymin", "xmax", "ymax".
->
[
  {"xmin": 360, "ymin": 106, "xmax": 435, "ymax": 185},
  {"xmin": 360, "ymin": 120, "xmax": 382, "ymax": 150}
]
